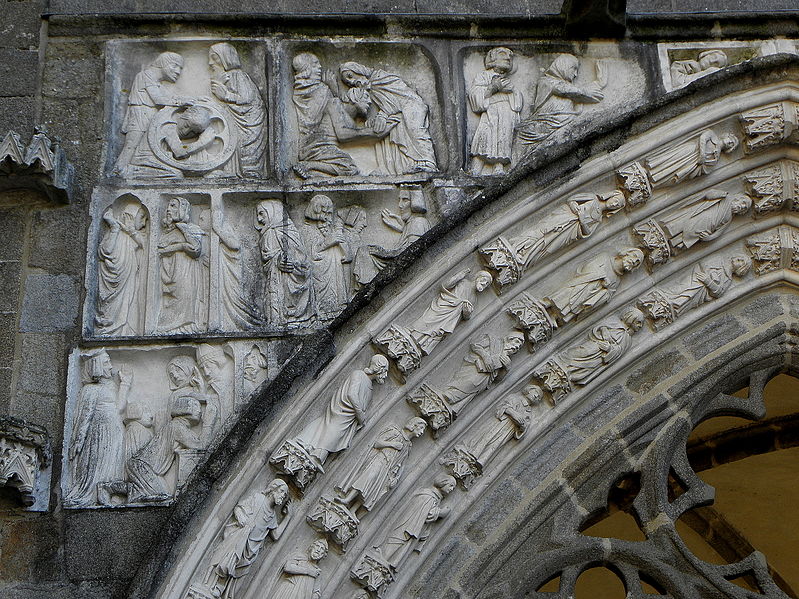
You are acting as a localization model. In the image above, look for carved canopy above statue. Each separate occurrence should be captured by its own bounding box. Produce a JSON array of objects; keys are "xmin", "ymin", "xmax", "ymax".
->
[{"xmin": 127, "ymin": 58, "xmax": 799, "ymax": 599}]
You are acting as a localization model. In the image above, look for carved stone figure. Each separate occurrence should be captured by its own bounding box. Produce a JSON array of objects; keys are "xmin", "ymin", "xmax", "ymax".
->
[
  {"xmin": 352, "ymin": 188, "xmax": 431, "ymax": 286},
  {"xmin": 351, "ymin": 475, "xmax": 455, "ymax": 596},
  {"xmin": 443, "ymin": 331, "xmax": 524, "ymax": 411},
  {"xmin": 208, "ymin": 43, "xmax": 267, "ymax": 177},
  {"xmin": 480, "ymin": 190, "xmax": 626, "ymax": 288},
  {"xmin": 533, "ymin": 307, "xmax": 644, "ymax": 401},
  {"xmin": 94, "ymin": 203, "xmax": 147, "ymax": 336},
  {"xmin": 634, "ymin": 189, "xmax": 752, "ymax": 265},
  {"xmin": 243, "ymin": 345, "xmax": 269, "ymax": 391},
  {"xmin": 336, "ymin": 417, "xmax": 427, "ymax": 513},
  {"xmin": 212, "ymin": 206, "xmax": 261, "ymax": 329},
  {"xmin": 126, "ymin": 355, "xmax": 205, "ymax": 503},
  {"xmin": 644, "ymin": 128, "xmax": 739, "ymax": 188},
  {"xmin": 670, "ymin": 50, "xmax": 728, "ymax": 89},
  {"xmin": 469, "ymin": 47, "xmax": 523, "ymax": 175},
  {"xmin": 271, "ymin": 538, "xmax": 329, "ymax": 599},
  {"xmin": 158, "ymin": 197, "xmax": 208, "ymax": 333},
  {"xmin": 255, "ymin": 199, "xmax": 312, "ymax": 327},
  {"xmin": 65, "ymin": 350, "xmax": 130, "ymax": 508},
  {"xmin": 375, "ymin": 269, "xmax": 492, "ymax": 373},
  {"xmin": 196, "ymin": 344, "xmax": 232, "ymax": 441},
  {"xmin": 112, "ymin": 51, "xmax": 189, "ymax": 176},
  {"xmin": 517, "ymin": 54, "xmax": 605, "ymax": 147},
  {"xmin": 192, "ymin": 479, "xmax": 291, "ymax": 599},
  {"xmin": 339, "ymin": 62, "xmax": 437, "ymax": 175},
  {"xmin": 442, "ymin": 385, "xmax": 542, "ymax": 488},
  {"xmin": 123, "ymin": 402, "xmax": 153, "ymax": 468},
  {"xmin": 301, "ymin": 195, "xmax": 350, "ymax": 320},
  {"xmin": 292, "ymin": 52, "xmax": 365, "ymax": 178},
  {"xmin": 639, "ymin": 255, "xmax": 751, "ymax": 329},
  {"xmin": 545, "ymin": 248, "xmax": 644, "ymax": 323},
  {"xmin": 295, "ymin": 354, "xmax": 389, "ymax": 465}
]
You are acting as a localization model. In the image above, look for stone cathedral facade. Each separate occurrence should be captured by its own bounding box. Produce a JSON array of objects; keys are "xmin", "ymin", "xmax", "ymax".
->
[{"xmin": 2, "ymin": 1, "xmax": 799, "ymax": 598}]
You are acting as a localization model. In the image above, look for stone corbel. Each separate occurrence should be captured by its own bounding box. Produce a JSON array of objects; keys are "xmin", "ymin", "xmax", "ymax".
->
[
  {"xmin": 0, "ymin": 128, "xmax": 75, "ymax": 203},
  {"xmin": 0, "ymin": 416, "xmax": 51, "ymax": 509}
]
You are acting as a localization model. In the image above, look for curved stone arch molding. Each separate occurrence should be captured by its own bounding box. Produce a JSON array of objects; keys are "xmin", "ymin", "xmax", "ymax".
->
[{"xmin": 142, "ymin": 58, "xmax": 799, "ymax": 599}]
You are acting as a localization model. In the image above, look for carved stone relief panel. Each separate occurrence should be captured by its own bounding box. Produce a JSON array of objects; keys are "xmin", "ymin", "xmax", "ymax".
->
[
  {"xmin": 463, "ymin": 44, "xmax": 647, "ymax": 174},
  {"xmin": 280, "ymin": 42, "xmax": 445, "ymax": 181},
  {"xmin": 740, "ymin": 101, "xmax": 799, "ymax": 152},
  {"xmin": 104, "ymin": 40, "xmax": 268, "ymax": 181},
  {"xmin": 657, "ymin": 40, "xmax": 798, "ymax": 92},
  {"xmin": 743, "ymin": 160, "xmax": 799, "ymax": 215},
  {"xmin": 85, "ymin": 186, "xmax": 439, "ymax": 337},
  {"xmin": 61, "ymin": 340, "xmax": 285, "ymax": 508},
  {"xmin": 0, "ymin": 416, "xmax": 51, "ymax": 511},
  {"xmin": 747, "ymin": 225, "xmax": 799, "ymax": 275}
]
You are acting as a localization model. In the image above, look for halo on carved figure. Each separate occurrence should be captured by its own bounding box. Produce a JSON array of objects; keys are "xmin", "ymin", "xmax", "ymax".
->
[{"xmin": 147, "ymin": 103, "xmax": 238, "ymax": 174}]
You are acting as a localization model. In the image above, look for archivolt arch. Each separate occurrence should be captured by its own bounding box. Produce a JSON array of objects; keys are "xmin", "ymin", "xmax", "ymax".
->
[{"xmin": 137, "ymin": 58, "xmax": 799, "ymax": 599}]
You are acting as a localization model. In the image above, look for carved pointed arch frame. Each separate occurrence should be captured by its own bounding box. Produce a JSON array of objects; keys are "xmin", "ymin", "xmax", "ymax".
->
[{"xmin": 132, "ymin": 55, "xmax": 799, "ymax": 599}]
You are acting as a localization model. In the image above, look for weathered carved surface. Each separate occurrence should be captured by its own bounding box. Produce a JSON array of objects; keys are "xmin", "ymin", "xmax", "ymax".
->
[
  {"xmin": 0, "ymin": 417, "xmax": 51, "ymax": 509},
  {"xmin": 0, "ymin": 128, "xmax": 75, "ymax": 203}
]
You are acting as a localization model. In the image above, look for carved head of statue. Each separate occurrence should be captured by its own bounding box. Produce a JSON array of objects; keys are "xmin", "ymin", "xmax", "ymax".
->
[
  {"xmin": 730, "ymin": 194, "xmax": 753, "ymax": 215},
  {"xmin": 176, "ymin": 105, "xmax": 213, "ymax": 140},
  {"xmin": 196, "ymin": 344, "xmax": 227, "ymax": 384},
  {"xmin": 151, "ymin": 51, "xmax": 183, "ymax": 83},
  {"xmin": 731, "ymin": 255, "xmax": 752, "ymax": 278},
  {"xmin": 305, "ymin": 195, "xmax": 335, "ymax": 225},
  {"xmin": 522, "ymin": 384, "xmax": 544, "ymax": 405},
  {"xmin": 547, "ymin": 53, "xmax": 579, "ymax": 83},
  {"xmin": 339, "ymin": 62, "xmax": 372, "ymax": 88},
  {"xmin": 602, "ymin": 190, "xmax": 627, "ymax": 215},
  {"xmin": 404, "ymin": 416, "xmax": 427, "ymax": 439},
  {"xmin": 365, "ymin": 354, "xmax": 389, "ymax": 384},
  {"xmin": 308, "ymin": 538, "xmax": 329, "ymax": 562},
  {"xmin": 255, "ymin": 199, "xmax": 287, "ymax": 231},
  {"xmin": 720, "ymin": 133, "xmax": 739, "ymax": 154},
  {"xmin": 164, "ymin": 197, "xmax": 192, "ymax": 226},
  {"xmin": 398, "ymin": 188, "xmax": 427, "ymax": 219},
  {"xmin": 434, "ymin": 474, "xmax": 457, "ymax": 495},
  {"xmin": 698, "ymin": 49, "xmax": 728, "ymax": 70},
  {"xmin": 243, "ymin": 346, "xmax": 267, "ymax": 381},
  {"xmin": 208, "ymin": 42, "xmax": 241, "ymax": 74},
  {"xmin": 621, "ymin": 307, "xmax": 645, "ymax": 332},
  {"xmin": 293, "ymin": 52, "xmax": 322, "ymax": 82},
  {"xmin": 265, "ymin": 478, "xmax": 290, "ymax": 510},
  {"xmin": 81, "ymin": 348, "xmax": 113, "ymax": 383},
  {"xmin": 485, "ymin": 47, "xmax": 514, "ymax": 74},
  {"xmin": 616, "ymin": 248, "xmax": 644, "ymax": 274},
  {"xmin": 474, "ymin": 270, "xmax": 493, "ymax": 293},
  {"xmin": 166, "ymin": 355, "xmax": 201, "ymax": 391}
]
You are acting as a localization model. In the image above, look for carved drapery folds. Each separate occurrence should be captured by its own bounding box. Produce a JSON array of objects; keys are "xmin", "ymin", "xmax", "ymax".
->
[
  {"xmin": 0, "ymin": 129, "xmax": 75, "ymax": 203},
  {"xmin": 0, "ymin": 417, "xmax": 50, "ymax": 508}
]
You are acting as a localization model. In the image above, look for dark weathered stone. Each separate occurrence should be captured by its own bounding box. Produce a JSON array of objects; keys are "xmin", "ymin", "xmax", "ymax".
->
[
  {"xmin": 19, "ymin": 274, "xmax": 79, "ymax": 332},
  {"xmin": 682, "ymin": 314, "xmax": 747, "ymax": 360}
]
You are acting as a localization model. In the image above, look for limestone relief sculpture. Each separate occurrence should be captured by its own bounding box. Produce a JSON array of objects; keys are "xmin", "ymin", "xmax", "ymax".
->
[
  {"xmin": 468, "ymin": 47, "xmax": 523, "ymax": 176},
  {"xmin": 639, "ymin": 254, "xmax": 751, "ymax": 330},
  {"xmin": 270, "ymin": 538, "xmax": 329, "ymax": 599},
  {"xmin": 270, "ymin": 354, "xmax": 389, "ymax": 490},
  {"xmin": 196, "ymin": 344, "xmax": 234, "ymax": 440},
  {"xmin": 338, "ymin": 61, "xmax": 438, "ymax": 175},
  {"xmin": 740, "ymin": 102, "xmax": 799, "ymax": 152},
  {"xmin": 306, "ymin": 417, "xmax": 426, "ymax": 548},
  {"xmin": 352, "ymin": 188, "xmax": 431, "ymax": 286},
  {"xmin": 301, "ymin": 195, "xmax": 352, "ymax": 321},
  {"xmin": 0, "ymin": 417, "xmax": 50, "ymax": 509},
  {"xmin": 746, "ymin": 225, "xmax": 799, "ymax": 274},
  {"xmin": 516, "ymin": 53, "xmax": 606, "ymax": 148},
  {"xmin": 442, "ymin": 384, "xmax": 542, "ymax": 489},
  {"xmin": 187, "ymin": 479, "xmax": 291, "ymax": 599},
  {"xmin": 532, "ymin": 307, "xmax": 645, "ymax": 401},
  {"xmin": 351, "ymin": 475, "xmax": 455, "ymax": 597},
  {"xmin": 255, "ymin": 199, "xmax": 313, "ymax": 328},
  {"xmin": 126, "ymin": 355, "xmax": 207, "ymax": 503},
  {"xmin": 545, "ymin": 248, "xmax": 644, "ymax": 323},
  {"xmin": 208, "ymin": 43, "xmax": 267, "ymax": 178},
  {"xmin": 212, "ymin": 205, "xmax": 261, "ymax": 330},
  {"xmin": 243, "ymin": 344, "xmax": 269, "ymax": 392},
  {"xmin": 64, "ymin": 349, "xmax": 131, "ymax": 508},
  {"xmin": 480, "ymin": 190, "xmax": 626, "ymax": 289},
  {"xmin": 634, "ymin": 189, "xmax": 752, "ymax": 265},
  {"xmin": 618, "ymin": 127, "xmax": 739, "ymax": 205},
  {"xmin": 113, "ymin": 45, "xmax": 265, "ymax": 179},
  {"xmin": 94, "ymin": 202, "xmax": 148, "ymax": 336},
  {"xmin": 374, "ymin": 268, "xmax": 492, "ymax": 374},
  {"xmin": 408, "ymin": 332, "xmax": 524, "ymax": 433},
  {"xmin": 157, "ymin": 197, "xmax": 208, "ymax": 334},
  {"xmin": 670, "ymin": 49, "xmax": 728, "ymax": 89}
]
